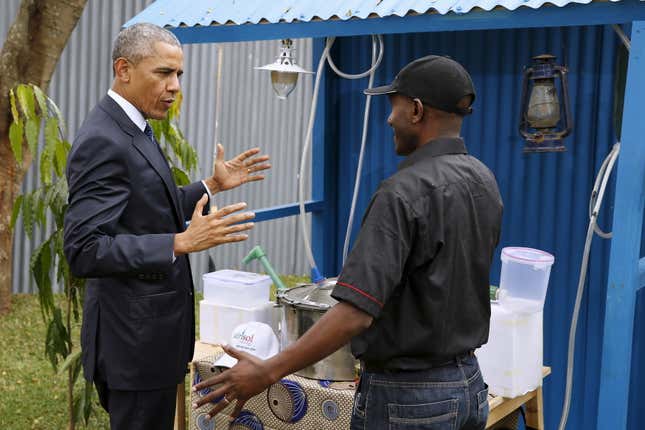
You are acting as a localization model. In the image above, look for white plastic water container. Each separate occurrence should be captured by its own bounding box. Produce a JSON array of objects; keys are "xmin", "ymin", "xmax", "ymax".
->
[
  {"xmin": 477, "ymin": 302, "xmax": 543, "ymax": 398},
  {"xmin": 202, "ymin": 269, "xmax": 271, "ymax": 307},
  {"xmin": 199, "ymin": 300, "xmax": 280, "ymax": 345},
  {"xmin": 498, "ymin": 247, "xmax": 554, "ymax": 313}
]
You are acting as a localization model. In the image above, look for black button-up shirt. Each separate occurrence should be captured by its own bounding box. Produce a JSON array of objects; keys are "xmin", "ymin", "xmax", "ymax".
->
[{"xmin": 331, "ymin": 137, "xmax": 503, "ymax": 371}]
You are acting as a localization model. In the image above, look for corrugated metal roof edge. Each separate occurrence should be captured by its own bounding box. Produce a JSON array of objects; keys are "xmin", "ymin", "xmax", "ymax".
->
[{"xmin": 140, "ymin": 0, "xmax": 626, "ymax": 28}]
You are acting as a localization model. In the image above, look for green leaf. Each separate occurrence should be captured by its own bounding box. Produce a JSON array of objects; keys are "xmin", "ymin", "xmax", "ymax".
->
[
  {"xmin": 25, "ymin": 118, "xmax": 40, "ymax": 157},
  {"xmin": 49, "ymin": 179, "xmax": 67, "ymax": 220},
  {"xmin": 171, "ymin": 167, "xmax": 190, "ymax": 186},
  {"xmin": 71, "ymin": 275, "xmax": 85, "ymax": 318},
  {"xmin": 16, "ymin": 84, "xmax": 36, "ymax": 119},
  {"xmin": 58, "ymin": 349, "xmax": 81, "ymax": 375},
  {"xmin": 9, "ymin": 120, "xmax": 23, "ymax": 165},
  {"xmin": 65, "ymin": 275, "xmax": 85, "ymax": 324},
  {"xmin": 31, "ymin": 238, "xmax": 53, "ymax": 316},
  {"xmin": 48, "ymin": 97, "xmax": 66, "ymax": 136},
  {"xmin": 74, "ymin": 379, "xmax": 95, "ymax": 425},
  {"xmin": 22, "ymin": 192, "xmax": 34, "ymax": 238},
  {"xmin": 54, "ymin": 139, "xmax": 68, "ymax": 176},
  {"xmin": 34, "ymin": 188, "xmax": 47, "ymax": 228},
  {"xmin": 44, "ymin": 117, "xmax": 59, "ymax": 146},
  {"xmin": 32, "ymin": 85, "xmax": 49, "ymax": 117},
  {"xmin": 44, "ymin": 308, "xmax": 70, "ymax": 369},
  {"xmin": 183, "ymin": 142, "xmax": 198, "ymax": 171},
  {"xmin": 9, "ymin": 89, "xmax": 19, "ymax": 121},
  {"xmin": 40, "ymin": 145, "xmax": 54, "ymax": 186},
  {"xmin": 10, "ymin": 195, "xmax": 23, "ymax": 230}
]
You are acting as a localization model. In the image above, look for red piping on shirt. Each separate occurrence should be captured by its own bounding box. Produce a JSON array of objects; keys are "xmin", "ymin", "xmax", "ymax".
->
[{"xmin": 336, "ymin": 281, "xmax": 384, "ymax": 308}]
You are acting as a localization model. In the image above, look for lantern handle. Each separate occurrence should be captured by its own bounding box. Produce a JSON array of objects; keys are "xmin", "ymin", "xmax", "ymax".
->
[
  {"xmin": 554, "ymin": 65, "xmax": 573, "ymax": 139},
  {"xmin": 519, "ymin": 66, "xmax": 534, "ymax": 141}
]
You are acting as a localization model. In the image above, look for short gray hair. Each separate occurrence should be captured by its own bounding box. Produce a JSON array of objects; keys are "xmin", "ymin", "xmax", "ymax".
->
[{"xmin": 112, "ymin": 23, "xmax": 181, "ymax": 65}]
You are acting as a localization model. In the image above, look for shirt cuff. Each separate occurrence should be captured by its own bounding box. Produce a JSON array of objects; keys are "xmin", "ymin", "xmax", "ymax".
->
[{"xmin": 201, "ymin": 180, "xmax": 215, "ymax": 200}]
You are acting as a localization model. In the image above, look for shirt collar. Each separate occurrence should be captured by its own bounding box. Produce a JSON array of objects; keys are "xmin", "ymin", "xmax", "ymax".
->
[
  {"xmin": 107, "ymin": 89, "xmax": 147, "ymax": 132},
  {"xmin": 398, "ymin": 137, "xmax": 468, "ymax": 170}
]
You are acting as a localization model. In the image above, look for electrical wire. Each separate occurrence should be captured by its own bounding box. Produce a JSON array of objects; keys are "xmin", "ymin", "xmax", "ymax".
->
[{"xmin": 297, "ymin": 35, "xmax": 384, "ymax": 281}]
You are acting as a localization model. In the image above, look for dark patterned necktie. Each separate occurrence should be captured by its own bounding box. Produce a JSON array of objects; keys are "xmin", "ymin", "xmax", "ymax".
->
[
  {"xmin": 144, "ymin": 123, "xmax": 174, "ymax": 177},
  {"xmin": 143, "ymin": 123, "xmax": 156, "ymax": 144},
  {"xmin": 143, "ymin": 123, "xmax": 182, "ymax": 217}
]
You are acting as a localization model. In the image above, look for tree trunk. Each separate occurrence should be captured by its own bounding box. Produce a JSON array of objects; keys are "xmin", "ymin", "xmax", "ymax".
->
[
  {"xmin": 0, "ymin": 0, "xmax": 88, "ymax": 314},
  {"xmin": 0, "ymin": 136, "xmax": 19, "ymax": 314}
]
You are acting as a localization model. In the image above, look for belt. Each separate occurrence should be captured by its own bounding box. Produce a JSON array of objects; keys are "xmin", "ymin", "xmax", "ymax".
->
[{"xmin": 361, "ymin": 350, "xmax": 476, "ymax": 374}]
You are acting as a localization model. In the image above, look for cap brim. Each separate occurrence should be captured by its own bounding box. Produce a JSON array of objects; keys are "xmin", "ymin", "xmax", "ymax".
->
[
  {"xmin": 363, "ymin": 84, "xmax": 397, "ymax": 96},
  {"xmin": 212, "ymin": 352, "xmax": 237, "ymax": 369}
]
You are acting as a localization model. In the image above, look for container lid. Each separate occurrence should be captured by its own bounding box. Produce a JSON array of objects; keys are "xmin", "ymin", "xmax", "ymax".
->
[
  {"xmin": 501, "ymin": 247, "xmax": 554, "ymax": 267},
  {"xmin": 279, "ymin": 278, "xmax": 338, "ymax": 310},
  {"xmin": 202, "ymin": 269, "xmax": 270, "ymax": 285}
]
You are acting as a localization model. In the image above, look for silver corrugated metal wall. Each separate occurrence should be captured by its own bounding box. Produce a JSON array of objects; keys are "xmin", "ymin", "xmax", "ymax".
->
[{"xmin": 2, "ymin": 0, "xmax": 312, "ymax": 293}]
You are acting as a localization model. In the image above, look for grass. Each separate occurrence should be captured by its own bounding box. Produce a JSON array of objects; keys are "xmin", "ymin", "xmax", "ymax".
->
[
  {"xmin": 0, "ymin": 294, "xmax": 110, "ymax": 429},
  {"xmin": 0, "ymin": 275, "xmax": 309, "ymax": 429}
]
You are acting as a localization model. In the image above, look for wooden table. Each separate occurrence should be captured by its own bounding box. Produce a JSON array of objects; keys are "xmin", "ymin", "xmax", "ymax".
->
[
  {"xmin": 176, "ymin": 342, "xmax": 550, "ymax": 430},
  {"xmin": 486, "ymin": 367, "xmax": 551, "ymax": 430}
]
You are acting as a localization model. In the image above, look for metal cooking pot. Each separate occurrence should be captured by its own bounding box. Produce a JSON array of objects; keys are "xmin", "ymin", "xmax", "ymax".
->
[{"xmin": 278, "ymin": 278, "xmax": 357, "ymax": 381}]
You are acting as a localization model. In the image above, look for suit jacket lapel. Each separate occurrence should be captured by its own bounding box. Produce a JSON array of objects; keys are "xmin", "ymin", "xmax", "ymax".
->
[
  {"xmin": 98, "ymin": 96, "xmax": 183, "ymax": 230},
  {"xmin": 131, "ymin": 134, "xmax": 183, "ymax": 225}
]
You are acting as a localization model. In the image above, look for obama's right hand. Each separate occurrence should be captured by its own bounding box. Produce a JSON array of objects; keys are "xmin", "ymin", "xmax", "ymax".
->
[{"xmin": 173, "ymin": 194, "xmax": 255, "ymax": 255}]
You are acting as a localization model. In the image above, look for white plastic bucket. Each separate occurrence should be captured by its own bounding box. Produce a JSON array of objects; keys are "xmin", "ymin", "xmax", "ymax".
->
[
  {"xmin": 202, "ymin": 269, "xmax": 271, "ymax": 307},
  {"xmin": 498, "ymin": 247, "xmax": 554, "ymax": 313},
  {"xmin": 477, "ymin": 302, "xmax": 544, "ymax": 397}
]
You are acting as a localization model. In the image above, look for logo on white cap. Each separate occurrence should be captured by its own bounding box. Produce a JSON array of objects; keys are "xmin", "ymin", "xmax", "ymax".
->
[{"xmin": 212, "ymin": 321, "xmax": 279, "ymax": 369}]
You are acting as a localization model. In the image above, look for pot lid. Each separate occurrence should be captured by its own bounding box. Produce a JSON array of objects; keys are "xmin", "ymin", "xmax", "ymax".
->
[{"xmin": 280, "ymin": 278, "xmax": 338, "ymax": 310}]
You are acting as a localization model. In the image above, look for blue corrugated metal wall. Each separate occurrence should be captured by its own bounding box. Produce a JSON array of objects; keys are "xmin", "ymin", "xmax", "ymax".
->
[
  {"xmin": 322, "ymin": 25, "xmax": 626, "ymax": 430},
  {"xmin": 629, "ymin": 283, "xmax": 645, "ymax": 429}
]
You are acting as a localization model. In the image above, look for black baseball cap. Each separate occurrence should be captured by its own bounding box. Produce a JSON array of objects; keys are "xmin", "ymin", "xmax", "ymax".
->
[{"xmin": 364, "ymin": 55, "xmax": 476, "ymax": 115}]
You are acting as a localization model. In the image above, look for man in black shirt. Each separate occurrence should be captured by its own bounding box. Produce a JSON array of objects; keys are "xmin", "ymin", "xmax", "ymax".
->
[{"xmin": 194, "ymin": 55, "xmax": 503, "ymax": 430}]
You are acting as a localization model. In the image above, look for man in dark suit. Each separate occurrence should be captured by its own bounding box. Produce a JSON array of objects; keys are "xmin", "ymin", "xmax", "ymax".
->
[{"xmin": 63, "ymin": 23, "xmax": 270, "ymax": 429}]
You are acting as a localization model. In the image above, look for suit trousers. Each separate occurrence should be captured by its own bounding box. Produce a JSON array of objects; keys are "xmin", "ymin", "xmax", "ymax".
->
[{"xmin": 94, "ymin": 375, "xmax": 177, "ymax": 430}]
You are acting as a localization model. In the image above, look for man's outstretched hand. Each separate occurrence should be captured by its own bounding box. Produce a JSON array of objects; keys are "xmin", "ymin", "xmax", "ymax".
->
[
  {"xmin": 174, "ymin": 194, "xmax": 255, "ymax": 255},
  {"xmin": 204, "ymin": 144, "xmax": 271, "ymax": 194},
  {"xmin": 192, "ymin": 344, "xmax": 276, "ymax": 420}
]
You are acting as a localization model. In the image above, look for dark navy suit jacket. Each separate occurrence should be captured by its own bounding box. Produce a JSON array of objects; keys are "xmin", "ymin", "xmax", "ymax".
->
[{"xmin": 64, "ymin": 95, "xmax": 205, "ymax": 390}]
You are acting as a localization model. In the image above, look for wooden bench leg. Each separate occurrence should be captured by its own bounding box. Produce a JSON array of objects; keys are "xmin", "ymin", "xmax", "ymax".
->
[
  {"xmin": 174, "ymin": 381, "xmax": 186, "ymax": 430},
  {"xmin": 524, "ymin": 386, "xmax": 544, "ymax": 430}
]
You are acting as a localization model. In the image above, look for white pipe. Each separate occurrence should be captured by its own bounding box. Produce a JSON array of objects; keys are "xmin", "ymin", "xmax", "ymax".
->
[
  {"xmin": 612, "ymin": 24, "xmax": 631, "ymax": 51},
  {"xmin": 326, "ymin": 36, "xmax": 384, "ymax": 79},
  {"xmin": 558, "ymin": 142, "xmax": 620, "ymax": 430},
  {"xmin": 298, "ymin": 40, "xmax": 333, "ymax": 276},
  {"xmin": 343, "ymin": 36, "xmax": 381, "ymax": 263},
  {"xmin": 297, "ymin": 35, "xmax": 385, "ymax": 279}
]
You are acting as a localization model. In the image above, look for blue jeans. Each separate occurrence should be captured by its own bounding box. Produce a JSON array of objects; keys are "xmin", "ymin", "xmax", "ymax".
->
[{"xmin": 351, "ymin": 354, "xmax": 488, "ymax": 430}]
